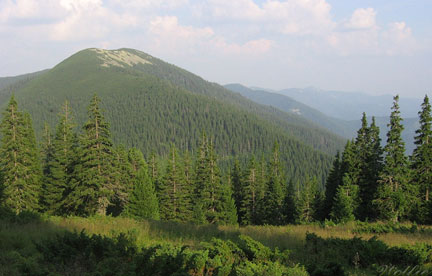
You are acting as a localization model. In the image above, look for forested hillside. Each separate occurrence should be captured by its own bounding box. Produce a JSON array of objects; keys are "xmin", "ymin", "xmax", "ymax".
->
[{"xmin": 0, "ymin": 48, "xmax": 347, "ymax": 186}]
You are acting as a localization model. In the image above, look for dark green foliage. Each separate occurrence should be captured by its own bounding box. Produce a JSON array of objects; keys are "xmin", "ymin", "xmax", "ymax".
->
[
  {"xmin": 241, "ymin": 156, "xmax": 264, "ymax": 225},
  {"xmin": 159, "ymin": 144, "xmax": 190, "ymax": 221},
  {"xmin": 0, "ymin": 96, "xmax": 41, "ymax": 213},
  {"xmin": 259, "ymin": 143, "xmax": 285, "ymax": 225},
  {"xmin": 411, "ymin": 95, "xmax": 432, "ymax": 223},
  {"xmin": 296, "ymin": 177, "xmax": 319, "ymax": 224},
  {"xmin": 125, "ymin": 148, "xmax": 159, "ymax": 220},
  {"xmin": 19, "ymin": 230, "xmax": 307, "ymax": 276},
  {"xmin": 41, "ymin": 101, "xmax": 78, "ymax": 215},
  {"xmin": 323, "ymin": 152, "xmax": 341, "ymax": 219},
  {"xmin": 375, "ymin": 95, "xmax": 410, "ymax": 222},
  {"xmin": 330, "ymin": 175, "xmax": 357, "ymax": 223},
  {"xmin": 193, "ymin": 135, "xmax": 235, "ymax": 224},
  {"xmin": 68, "ymin": 95, "xmax": 116, "ymax": 216},
  {"xmin": 304, "ymin": 232, "xmax": 432, "ymax": 270}
]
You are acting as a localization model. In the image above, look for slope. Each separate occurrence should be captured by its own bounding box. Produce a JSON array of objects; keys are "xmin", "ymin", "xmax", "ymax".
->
[
  {"xmin": 5, "ymin": 48, "xmax": 345, "ymax": 185},
  {"xmin": 225, "ymin": 83, "xmax": 357, "ymax": 138}
]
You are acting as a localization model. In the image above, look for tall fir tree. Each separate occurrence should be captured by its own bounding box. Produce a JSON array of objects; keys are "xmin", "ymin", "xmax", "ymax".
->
[
  {"xmin": 159, "ymin": 144, "xmax": 190, "ymax": 221},
  {"xmin": 359, "ymin": 117, "xmax": 383, "ymax": 220},
  {"xmin": 411, "ymin": 95, "xmax": 432, "ymax": 223},
  {"xmin": 40, "ymin": 123, "xmax": 55, "ymax": 212},
  {"xmin": 69, "ymin": 95, "xmax": 116, "ymax": 216},
  {"xmin": 323, "ymin": 151, "xmax": 341, "ymax": 219},
  {"xmin": 296, "ymin": 177, "xmax": 319, "ymax": 223},
  {"xmin": 374, "ymin": 95, "xmax": 410, "ymax": 222},
  {"xmin": 0, "ymin": 96, "xmax": 41, "ymax": 213},
  {"xmin": 126, "ymin": 149, "xmax": 159, "ymax": 219},
  {"xmin": 331, "ymin": 175, "xmax": 358, "ymax": 223},
  {"xmin": 240, "ymin": 155, "xmax": 259, "ymax": 225},
  {"xmin": 231, "ymin": 159, "xmax": 244, "ymax": 224},
  {"xmin": 109, "ymin": 145, "xmax": 133, "ymax": 216},
  {"xmin": 42, "ymin": 101, "xmax": 78, "ymax": 215},
  {"xmin": 259, "ymin": 142, "xmax": 285, "ymax": 225}
]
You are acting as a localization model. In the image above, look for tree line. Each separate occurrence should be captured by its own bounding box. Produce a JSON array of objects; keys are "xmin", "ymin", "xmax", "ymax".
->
[
  {"xmin": 0, "ymin": 94, "xmax": 430, "ymax": 225},
  {"xmin": 323, "ymin": 95, "xmax": 432, "ymax": 224}
]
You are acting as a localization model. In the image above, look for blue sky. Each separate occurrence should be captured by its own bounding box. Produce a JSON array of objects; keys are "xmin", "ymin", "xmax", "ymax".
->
[{"xmin": 0, "ymin": 0, "xmax": 431, "ymax": 98}]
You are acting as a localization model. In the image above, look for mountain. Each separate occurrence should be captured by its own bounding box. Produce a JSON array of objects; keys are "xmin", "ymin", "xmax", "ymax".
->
[
  {"xmin": 225, "ymin": 83, "xmax": 357, "ymax": 138},
  {"xmin": 0, "ymin": 48, "xmax": 346, "ymax": 186},
  {"xmin": 278, "ymin": 87, "xmax": 423, "ymax": 120},
  {"xmin": 225, "ymin": 84, "xmax": 420, "ymax": 153}
]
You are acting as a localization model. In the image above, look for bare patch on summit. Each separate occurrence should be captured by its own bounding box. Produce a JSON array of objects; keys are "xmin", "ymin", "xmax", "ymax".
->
[{"xmin": 91, "ymin": 49, "xmax": 152, "ymax": 68}]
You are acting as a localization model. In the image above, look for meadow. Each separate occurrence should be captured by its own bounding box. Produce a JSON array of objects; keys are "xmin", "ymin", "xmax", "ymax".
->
[{"xmin": 1, "ymin": 213, "xmax": 431, "ymax": 275}]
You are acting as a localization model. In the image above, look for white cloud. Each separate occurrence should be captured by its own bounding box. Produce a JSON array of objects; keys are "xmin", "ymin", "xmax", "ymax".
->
[
  {"xmin": 201, "ymin": 0, "xmax": 334, "ymax": 36},
  {"xmin": 345, "ymin": 8, "xmax": 376, "ymax": 29},
  {"xmin": 148, "ymin": 15, "xmax": 273, "ymax": 56}
]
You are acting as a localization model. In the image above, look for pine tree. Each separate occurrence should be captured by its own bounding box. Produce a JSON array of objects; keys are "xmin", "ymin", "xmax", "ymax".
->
[
  {"xmin": 240, "ymin": 155, "xmax": 259, "ymax": 225},
  {"xmin": 323, "ymin": 152, "xmax": 341, "ymax": 219},
  {"xmin": 374, "ymin": 95, "xmax": 410, "ymax": 222},
  {"xmin": 231, "ymin": 159, "xmax": 244, "ymax": 224},
  {"xmin": 42, "ymin": 101, "xmax": 78, "ymax": 215},
  {"xmin": 260, "ymin": 142, "xmax": 285, "ymax": 225},
  {"xmin": 411, "ymin": 95, "xmax": 432, "ymax": 223},
  {"xmin": 40, "ymin": 123, "xmax": 55, "ymax": 212},
  {"xmin": 331, "ymin": 175, "xmax": 357, "ymax": 223},
  {"xmin": 296, "ymin": 177, "xmax": 319, "ymax": 223},
  {"xmin": 282, "ymin": 180, "xmax": 297, "ymax": 223},
  {"xmin": 219, "ymin": 173, "xmax": 238, "ymax": 225},
  {"xmin": 109, "ymin": 145, "xmax": 133, "ymax": 216},
  {"xmin": 359, "ymin": 116, "xmax": 383, "ymax": 220},
  {"xmin": 159, "ymin": 144, "xmax": 190, "ymax": 221},
  {"xmin": 193, "ymin": 134, "xmax": 229, "ymax": 224},
  {"xmin": 0, "ymin": 96, "xmax": 41, "ymax": 213},
  {"xmin": 126, "ymin": 154, "xmax": 160, "ymax": 220},
  {"xmin": 69, "ymin": 95, "xmax": 115, "ymax": 216}
]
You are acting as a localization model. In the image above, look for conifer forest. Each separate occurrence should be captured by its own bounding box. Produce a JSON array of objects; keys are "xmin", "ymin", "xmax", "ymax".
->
[{"xmin": 1, "ymin": 93, "xmax": 432, "ymax": 276}]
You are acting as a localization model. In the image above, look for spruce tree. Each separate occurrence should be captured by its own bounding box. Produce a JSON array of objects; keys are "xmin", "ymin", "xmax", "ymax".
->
[
  {"xmin": 219, "ymin": 173, "xmax": 238, "ymax": 225},
  {"xmin": 40, "ymin": 123, "xmax": 55, "ymax": 212},
  {"xmin": 159, "ymin": 144, "xmax": 190, "ymax": 221},
  {"xmin": 259, "ymin": 142, "xmax": 285, "ymax": 225},
  {"xmin": 331, "ymin": 175, "xmax": 357, "ymax": 223},
  {"xmin": 374, "ymin": 95, "xmax": 410, "ymax": 222},
  {"xmin": 43, "ymin": 101, "xmax": 78, "ymax": 215},
  {"xmin": 240, "ymin": 155, "xmax": 259, "ymax": 225},
  {"xmin": 69, "ymin": 95, "xmax": 115, "ymax": 216},
  {"xmin": 359, "ymin": 117, "xmax": 383, "ymax": 220},
  {"xmin": 411, "ymin": 95, "xmax": 432, "ymax": 223},
  {"xmin": 231, "ymin": 159, "xmax": 244, "ymax": 224},
  {"xmin": 193, "ymin": 134, "xmax": 229, "ymax": 224},
  {"xmin": 296, "ymin": 177, "xmax": 319, "ymax": 223},
  {"xmin": 0, "ymin": 96, "xmax": 41, "ymax": 213},
  {"xmin": 109, "ymin": 145, "xmax": 133, "ymax": 216},
  {"xmin": 126, "ymin": 149, "xmax": 159, "ymax": 219},
  {"xmin": 323, "ymin": 152, "xmax": 341, "ymax": 219}
]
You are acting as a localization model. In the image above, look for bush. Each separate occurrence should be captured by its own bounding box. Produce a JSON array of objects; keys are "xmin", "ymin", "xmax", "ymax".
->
[{"xmin": 304, "ymin": 232, "xmax": 432, "ymax": 271}]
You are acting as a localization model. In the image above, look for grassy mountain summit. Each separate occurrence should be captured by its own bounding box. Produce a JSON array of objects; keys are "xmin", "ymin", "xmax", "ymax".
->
[{"xmin": 2, "ymin": 48, "xmax": 346, "ymax": 185}]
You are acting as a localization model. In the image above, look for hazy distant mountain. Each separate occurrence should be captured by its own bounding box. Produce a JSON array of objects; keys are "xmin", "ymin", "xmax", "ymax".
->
[
  {"xmin": 225, "ymin": 83, "xmax": 357, "ymax": 138},
  {"xmin": 226, "ymin": 84, "xmax": 420, "ymax": 153},
  {"xmin": 278, "ymin": 87, "xmax": 423, "ymax": 120}
]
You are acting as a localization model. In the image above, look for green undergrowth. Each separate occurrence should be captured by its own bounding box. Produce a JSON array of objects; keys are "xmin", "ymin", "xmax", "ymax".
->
[{"xmin": 1, "ymin": 213, "xmax": 432, "ymax": 276}]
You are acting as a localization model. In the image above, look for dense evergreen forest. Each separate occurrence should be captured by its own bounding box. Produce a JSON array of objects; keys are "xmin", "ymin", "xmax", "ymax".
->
[{"xmin": 0, "ymin": 93, "xmax": 430, "ymax": 226}]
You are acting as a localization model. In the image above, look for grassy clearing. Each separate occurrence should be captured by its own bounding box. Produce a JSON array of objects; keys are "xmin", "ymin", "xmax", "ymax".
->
[
  {"xmin": 1, "ymin": 216, "xmax": 431, "ymax": 276},
  {"xmin": 45, "ymin": 217, "xmax": 432, "ymax": 250}
]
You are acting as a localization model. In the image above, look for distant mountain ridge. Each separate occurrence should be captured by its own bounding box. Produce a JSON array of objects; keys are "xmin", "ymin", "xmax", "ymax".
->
[
  {"xmin": 225, "ymin": 83, "xmax": 421, "ymax": 153},
  {"xmin": 277, "ymin": 87, "xmax": 423, "ymax": 120}
]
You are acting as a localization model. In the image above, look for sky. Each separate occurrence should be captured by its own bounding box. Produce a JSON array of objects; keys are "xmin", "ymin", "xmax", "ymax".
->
[{"xmin": 0, "ymin": 0, "xmax": 431, "ymax": 98}]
